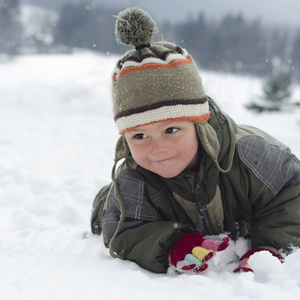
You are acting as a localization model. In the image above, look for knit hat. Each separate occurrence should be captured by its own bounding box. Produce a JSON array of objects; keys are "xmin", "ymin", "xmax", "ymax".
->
[{"xmin": 112, "ymin": 8, "xmax": 210, "ymax": 135}]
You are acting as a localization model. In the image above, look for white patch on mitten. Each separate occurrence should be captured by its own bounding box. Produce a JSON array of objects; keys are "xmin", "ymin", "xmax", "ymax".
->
[
  {"xmin": 209, "ymin": 238, "xmax": 236, "ymax": 266},
  {"xmin": 234, "ymin": 237, "xmax": 251, "ymax": 258}
]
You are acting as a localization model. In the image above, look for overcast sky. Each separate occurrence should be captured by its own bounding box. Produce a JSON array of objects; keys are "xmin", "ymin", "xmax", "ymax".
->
[{"xmin": 117, "ymin": 0, "xmax": 300, "ymax": 28}]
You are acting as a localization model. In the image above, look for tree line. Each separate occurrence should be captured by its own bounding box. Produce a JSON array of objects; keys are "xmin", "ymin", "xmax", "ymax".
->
[
  {"xmin": 2, "ymin": 1, "xmax": 300, "ymax": 81},
  {"xmin": 0, "ymin": 0, "xmax": 22, "ymax": 55}
]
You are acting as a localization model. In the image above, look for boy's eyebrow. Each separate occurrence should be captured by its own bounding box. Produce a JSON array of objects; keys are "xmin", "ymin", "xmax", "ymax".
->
[
  {"xmin": 127, "ymin": 120, "xmax": 180, "ymax": 133},
  {"xmin": 127, "ymin": 127, "xmax": 144, "ymax": 132}
]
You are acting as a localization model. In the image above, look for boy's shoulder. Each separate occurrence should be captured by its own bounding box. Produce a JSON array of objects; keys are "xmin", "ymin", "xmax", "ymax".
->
[
  {"xmin": 235, "ymin": 125, "xmax": 300, "ymax": 196},
  {"xmin": 235, "ymin": 124, "xmax": 288, "ymax": 149}
]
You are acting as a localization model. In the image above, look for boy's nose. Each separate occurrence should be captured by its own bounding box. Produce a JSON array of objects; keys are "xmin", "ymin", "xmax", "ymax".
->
[{"xmin": 151, "ymin": 139, "xmax": 169, "ymax": 155}]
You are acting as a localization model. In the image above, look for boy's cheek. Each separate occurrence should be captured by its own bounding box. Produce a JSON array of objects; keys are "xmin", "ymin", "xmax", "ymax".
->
[{"xmin": 130, "ymin": 150, "xmax": 144, "ymax": 164}]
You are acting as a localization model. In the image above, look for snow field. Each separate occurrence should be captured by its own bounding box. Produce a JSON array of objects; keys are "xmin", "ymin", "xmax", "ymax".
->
[{"xmin": 0, "ymin": 51, "xmax": 300, "ymax": 300}]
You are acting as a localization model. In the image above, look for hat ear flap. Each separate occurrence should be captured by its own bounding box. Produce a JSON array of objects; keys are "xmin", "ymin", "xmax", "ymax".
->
[
  {"xmin": 115, "ymin": 136, "xmax": 130, "ymax": 162},
  {"xmin": 196, "ymin": 122, "xmax": 220, "ymax": 164},
  {"xmin": 195, "ymin": 115, "xmax": 236, "ymax": 174}
]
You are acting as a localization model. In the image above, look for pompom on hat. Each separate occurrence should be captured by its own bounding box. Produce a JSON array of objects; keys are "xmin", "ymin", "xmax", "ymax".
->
[{"xmin": 112, "ymin": 7, "xmax": 210, "ymax": 135}]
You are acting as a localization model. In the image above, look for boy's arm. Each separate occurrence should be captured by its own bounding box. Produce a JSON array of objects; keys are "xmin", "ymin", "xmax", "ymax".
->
[
  {"xmin": 251, "ymin": 184, "xmax": 300, "ymax": 250},
  {"xmin": 236, "ymin": 134, "xmax": 300, "ymax": 250},
  {"xmin": 234, "ymin": 135, "xmax": 300, "ymax": 273},
  {"xmin": 111, "ymin": 221, "xmax": 192, "ymax": 273},
  {"xmin": 91, "ymin": 184, "xmax": 112, "ymax": 235},
  {"xmin": 234, "ymin": 182, "xmax": 300, "ymax": 273}
]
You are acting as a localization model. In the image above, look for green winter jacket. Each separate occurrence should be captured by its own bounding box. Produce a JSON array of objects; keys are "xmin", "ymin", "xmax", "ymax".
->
[{"xmin": 91, "ymin": 99, "xmax": 300, "ymax": 273}]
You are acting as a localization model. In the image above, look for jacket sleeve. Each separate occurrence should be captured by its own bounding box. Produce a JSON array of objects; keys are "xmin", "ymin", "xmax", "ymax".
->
[
  {"xmin": 112, "ymin": 221, "xmax": 191, "ymax": 273},
  {"xmin": 237, "ymin": 134, "xmax": 300, "ymax": 250},
  {"xmin": 251, "ymin": 184, "xmax": 300, "ymax": 249},
  {"xmin": 102, "ymin": 168, "xmax": 193, "ymax": 273},
  {"xmin": 91, "ymin": 183, "xmax": 112, "ymax": 235}
]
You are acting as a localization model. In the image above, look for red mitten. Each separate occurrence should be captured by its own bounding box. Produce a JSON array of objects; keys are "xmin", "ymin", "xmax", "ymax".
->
[
  {"xmin": 168, "ymin": 234, "xmax": 230, "ymax": 274},
  {"xmin": 233, "ymin": 246, "xmax": 285, "ymax": 273}
]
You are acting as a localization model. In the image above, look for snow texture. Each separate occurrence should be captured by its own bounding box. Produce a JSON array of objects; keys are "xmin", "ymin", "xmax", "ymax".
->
[{"xmin": 0, "ymin": 51, "xmax": 300, "ymax": 300}]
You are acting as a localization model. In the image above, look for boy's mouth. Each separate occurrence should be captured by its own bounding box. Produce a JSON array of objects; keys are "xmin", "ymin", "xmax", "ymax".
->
[{"xmin": 156, "ymin": 157, "xmax": 175, "ymax": 163}]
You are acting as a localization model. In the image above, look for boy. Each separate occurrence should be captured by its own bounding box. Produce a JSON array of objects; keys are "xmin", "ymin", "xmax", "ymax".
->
[{"xmin": 91, "ymin": 8, "xmax": 300, "ymax": 274}]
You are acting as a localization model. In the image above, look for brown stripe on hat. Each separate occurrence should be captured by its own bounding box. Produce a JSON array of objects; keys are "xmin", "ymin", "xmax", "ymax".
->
[
  {"xmin": 125, "ymin": 49, "xmax": 178, "ymax": 64},
  {"xmin": 114, "ymin": 97, "xmax": 208, "ymax": 120},
  {"xmin": 125, "ymin": 53, "xmax": 160, "ymax": 64}
]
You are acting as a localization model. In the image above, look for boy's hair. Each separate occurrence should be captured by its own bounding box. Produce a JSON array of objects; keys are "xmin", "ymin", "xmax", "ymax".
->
[{"xmin": 112, "ymin": 8, "xmax": 210, "ymax": 135}]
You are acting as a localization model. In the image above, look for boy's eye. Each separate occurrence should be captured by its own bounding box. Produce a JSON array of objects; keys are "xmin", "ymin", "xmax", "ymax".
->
[
  {"xmin": 165, "ymin": 127, "xmax": 179, "ymax": 134},
  {"xmin": 133, "ymin": 133, "xmax": 148, "ymax": 139}
]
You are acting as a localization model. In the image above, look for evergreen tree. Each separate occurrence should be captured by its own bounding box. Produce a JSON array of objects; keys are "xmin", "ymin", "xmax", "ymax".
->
[
  {"xmin": 291, "ymin": 28, "xmax": 300, "ymax": 81},
  {"xmin": 53, "ymin": 3, "xmax": 118, "ymax": 53},
  {"xmin": 247, "ymin": 72, "xmax": 292, "ymax": 112},
  {"xmin": 263, "ymin": 72, "xmax": 292, "ymax": 107}
]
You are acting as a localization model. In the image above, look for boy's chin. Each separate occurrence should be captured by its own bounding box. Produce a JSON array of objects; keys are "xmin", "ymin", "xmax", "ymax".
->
[
  {"xmin": 152, "ymin": 169, "xmax": 183, "ymax": 178},
  {"xmin": 139, "ymin": 161, "xmax": 189, "ymax": 178}
]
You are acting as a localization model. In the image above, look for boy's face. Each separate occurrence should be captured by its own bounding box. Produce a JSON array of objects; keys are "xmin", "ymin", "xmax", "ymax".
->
[{"xmin": 124, "ymin": 120, "xmax": 199, "ymax": 178}]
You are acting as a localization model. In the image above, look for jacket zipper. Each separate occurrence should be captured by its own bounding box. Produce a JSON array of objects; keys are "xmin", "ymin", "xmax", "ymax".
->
[
  {"xmin": 197, "ymin": 204, "xmax": 214, "ymax": 235},
  {"xmin": 190, "ymin": 176, "xmax": 214, "ymax": 235},
  {"xmin": 194, "ymin": 188, "xmax": 214, "ymax": 235}
]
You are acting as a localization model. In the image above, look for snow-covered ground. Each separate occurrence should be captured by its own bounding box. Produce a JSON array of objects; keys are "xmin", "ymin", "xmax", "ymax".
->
[{"xmin": 1, "ymin": 51, "xmax": 300, "ymax": 300}]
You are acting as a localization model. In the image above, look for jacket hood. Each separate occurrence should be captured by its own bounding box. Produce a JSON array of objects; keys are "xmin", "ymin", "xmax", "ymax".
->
[{"xmin": 196, "ymin": 98, "xmax": 237, "ymax": 173}]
